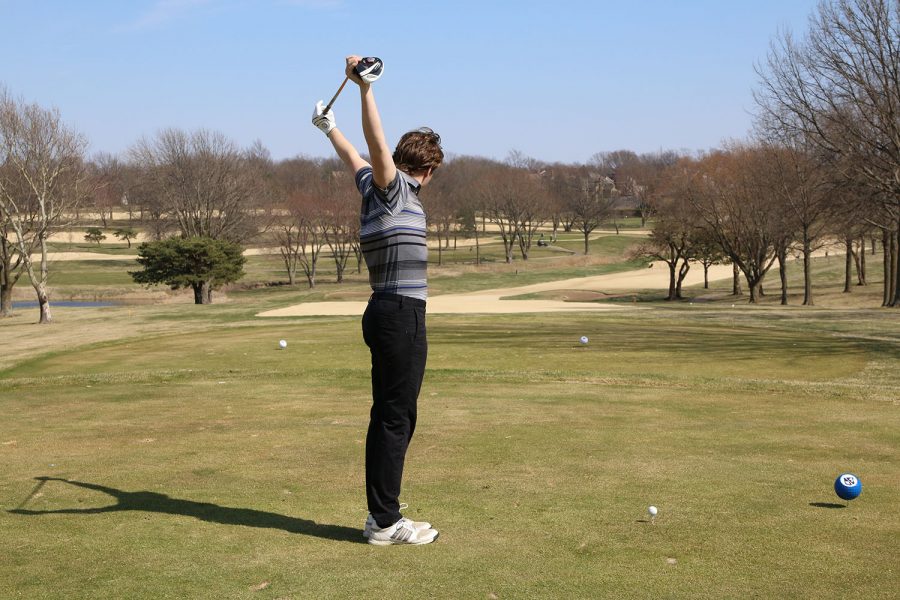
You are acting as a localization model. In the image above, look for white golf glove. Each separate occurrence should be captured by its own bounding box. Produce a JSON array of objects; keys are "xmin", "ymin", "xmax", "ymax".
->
[{"xmin": 312, "ymin": 100, "xmax": 336, "ymax": 135}]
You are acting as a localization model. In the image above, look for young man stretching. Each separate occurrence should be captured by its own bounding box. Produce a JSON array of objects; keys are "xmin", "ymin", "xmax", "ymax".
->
[{"xmin": 312, "ymin": 55, "xmax": 443, "ymax": 546}]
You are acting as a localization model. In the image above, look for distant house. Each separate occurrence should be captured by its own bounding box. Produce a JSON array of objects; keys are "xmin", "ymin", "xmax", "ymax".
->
[{"xmin": 611, "ymin": 195, "xmax": 642, "ymax": 217}]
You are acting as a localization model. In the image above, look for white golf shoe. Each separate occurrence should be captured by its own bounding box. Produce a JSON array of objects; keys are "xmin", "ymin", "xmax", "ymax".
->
[
  {"xmin": 363, "ymin": 514, "xmax": 432, "ymax": 539},
  {"xmin": 366, "ymin": 517, "xmax": 438, "ymax": 546},
  {"xmin": 362, "ymin": 503, "xmax": 431, "ymax": 539}
]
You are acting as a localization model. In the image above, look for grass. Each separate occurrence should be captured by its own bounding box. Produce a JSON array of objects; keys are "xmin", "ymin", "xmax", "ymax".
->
[
  {"xmin": 2, "ymin": 228, "xmax": 898, "ymax": 598},
  {"xmin": 1, "ymin": 300, "xmax": 899, "ymax": 599}
]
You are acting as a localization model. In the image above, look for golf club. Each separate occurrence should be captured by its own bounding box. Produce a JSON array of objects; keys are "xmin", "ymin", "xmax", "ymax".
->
[
  {"xmin": 14, "ymin": 477, "xmax": 48, "ymax": 511},
  {"xmin": 323, "ymin": 57, "xmax": 384, "ymax": 115}
]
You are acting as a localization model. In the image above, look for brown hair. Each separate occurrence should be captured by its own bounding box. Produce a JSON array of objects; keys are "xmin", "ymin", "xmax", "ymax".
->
[{"xmin": 392, "ymin": 127, "xmax": 443, "ymax": 176}]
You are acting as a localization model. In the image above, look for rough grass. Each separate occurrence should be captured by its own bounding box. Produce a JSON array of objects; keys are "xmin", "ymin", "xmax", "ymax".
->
[{"xmin": 1, "ymin": 305, "xmax": 898, "ymax": 599}]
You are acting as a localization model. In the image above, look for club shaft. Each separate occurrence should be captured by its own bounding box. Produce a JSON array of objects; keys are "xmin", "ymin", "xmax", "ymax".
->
[
  {"xmin": 323, "ymin": 76, "xmax": 349, "ymax": 115},
  {"xmin": 15, "ymin": 479, "xmax": 46, "ymax": 510}
]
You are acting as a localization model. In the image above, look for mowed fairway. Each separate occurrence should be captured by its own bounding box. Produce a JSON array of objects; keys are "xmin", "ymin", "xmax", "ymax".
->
[{"xmin": 1, "ymin": 307, "xmax": 898, "ymax": 599}]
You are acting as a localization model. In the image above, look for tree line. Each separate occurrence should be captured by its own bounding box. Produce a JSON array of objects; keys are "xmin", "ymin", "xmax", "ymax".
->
[
  {"xmin": 2, "ymin": 0, "xmax": 897, "ymax": 322},
  {"xmin": 0, "ymin": 95, "xmax": 648, "ymax": 318},
  {"xmin": 629, "ymin": 0, "xmax": 899, "ymax": 306}
]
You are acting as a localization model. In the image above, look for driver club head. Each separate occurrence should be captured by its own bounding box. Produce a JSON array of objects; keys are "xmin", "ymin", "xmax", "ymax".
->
[
  {"xmin": 355, "ymin": 56, "xmax": 384, "ymax": 83},
  {"xmin": 322, "ymin": 56, "xmax": 385, "ymax": 115}
]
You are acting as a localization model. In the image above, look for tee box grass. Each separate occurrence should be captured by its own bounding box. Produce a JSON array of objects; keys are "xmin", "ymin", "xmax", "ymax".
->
[{"xmin": 1, "ymin": 304, "xmax": 898, "ymax": 599}]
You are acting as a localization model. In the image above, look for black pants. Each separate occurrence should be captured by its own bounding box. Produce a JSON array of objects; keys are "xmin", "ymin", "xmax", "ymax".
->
[{"xmin": 361, "ymin": 293, "xmax": 428, "ymax": 528}]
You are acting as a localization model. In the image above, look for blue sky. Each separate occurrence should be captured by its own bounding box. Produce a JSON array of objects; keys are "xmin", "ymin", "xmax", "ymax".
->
[{"xmin": 0, "ymin": 0, "xmax": 819, "ymax": 164}]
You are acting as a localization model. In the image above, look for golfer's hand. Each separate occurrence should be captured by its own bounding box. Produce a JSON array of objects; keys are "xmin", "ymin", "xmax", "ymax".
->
[
  {"xmin": 345, "ymin": 55, "xmax": 367, "ymax": 86},
  {"xmin": 312, "ymin": 100, "xmax": 336, "ymax": 135}
]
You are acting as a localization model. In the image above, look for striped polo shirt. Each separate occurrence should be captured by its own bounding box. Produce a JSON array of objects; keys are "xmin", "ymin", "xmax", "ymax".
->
[{"xmin": 356, "ymin": 167, "xmax": 428, "ymax": 300}]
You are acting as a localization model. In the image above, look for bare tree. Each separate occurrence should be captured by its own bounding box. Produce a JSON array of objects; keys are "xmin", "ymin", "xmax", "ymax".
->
[
  {"xmin": 547, "ymin": 165, "xmax": 614, "ymax": 254},
  {"xmin": 320, "ymin": 172, "xmax": 357, "ymax": 283},
  {"xmin": 0, "ymin": 89, "xmax": 89, "ymax": 323},
  {"xmin": 130, "ymin": 129, "xmax": 268, "ymax": 244},
  {"xmin": 755, "ymin": 0, "xmax": 900, "ymax": 305},
  {"xmin": 0, "ymin": 171, "xmax": 24, "ymax": 317},
  {"xmin": 438, "ymin": 156, "xmax": 494, "ymax": 266},
  {"xmin": 273, "ymin": 157, "xmax": 327, "ymax": 287},
  {"xmin": 425, "ymin": 166, "xmax": 459, "ymax": 266},
  {"xmin": 756, "ymin": 141, "xmax": 833, "ymax": 304},
  {"xmin": 688, "ymin": 147, "xmax": 785, "ymax": 303},
  {"xmin": 476, "ymin": 164, "xmax": 544, "ymax": 263},
  {"xmin": 541, "ymin": 163, "xmax": 572, "ymax": 242},
  {"xmin": 275, "ymin": 191, "xmax": 326, "ymax": 287},
  {"xmin": 595, "ymin": 149, "xmax": 681, "ymax": 228},
  {"xmin": 87, "ymin": 153, "xmax": 126, "ymax": 227},
  {"xmin": 636, "ymin": 163, "xmax": 703, "ymax": 300},
  {"xmin": 691, "ymin": 227, "xmax": 727, "ymax": 289}
]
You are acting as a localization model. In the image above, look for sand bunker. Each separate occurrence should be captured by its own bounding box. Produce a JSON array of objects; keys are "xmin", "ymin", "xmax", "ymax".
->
[{"xmin": 256, "ymin": 262, "xmax": 739, "ymax": 317}]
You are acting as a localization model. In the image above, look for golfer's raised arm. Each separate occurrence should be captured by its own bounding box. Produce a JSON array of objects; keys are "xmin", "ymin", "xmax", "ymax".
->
[
  {"xmin": 329, "ymin": 128, "xmax": 370, "ymax": 175},
  {"xmin": 346, "ymin": 56, "xmax": 396, "ymax": 189}
]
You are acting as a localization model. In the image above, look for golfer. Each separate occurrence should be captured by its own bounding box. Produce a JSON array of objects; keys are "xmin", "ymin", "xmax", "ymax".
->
[{"xmin": 312, "ymin": 55, "xmax": 442, "ymax": 545}]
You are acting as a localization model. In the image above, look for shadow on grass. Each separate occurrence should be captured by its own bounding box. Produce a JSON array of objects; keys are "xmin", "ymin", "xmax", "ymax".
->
[
  {"xmin": 8, "ymin": 477, "xmax": 365, "ymax": 544},
  {"xmin": 809, "ymin": 502, "xmax": 846, "ymax": 509}
]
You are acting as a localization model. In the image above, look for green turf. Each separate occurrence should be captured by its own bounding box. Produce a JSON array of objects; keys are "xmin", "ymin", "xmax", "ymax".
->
[{"xmin": 1, "ymin": 305, "xmax": 898, "ymax": 599}]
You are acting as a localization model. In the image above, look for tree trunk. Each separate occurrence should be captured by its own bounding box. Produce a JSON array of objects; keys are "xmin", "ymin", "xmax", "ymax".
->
[
  {"xmin": 36, "ymin": 237, "xmax": 52, "ymax": 324},
  {"xmin": 749, "ymin": 280, "xmax": 760, "ymax": 304},
  {"xmin": 891, "ymin": 218, "xmax": 900, "ymax": 306},
  {"xmin": 281, "ymin": 250, "xmax": 296, "ymax": 286},
  {"xmin": 666, "ymin": 261, "xmax": 677, "ymax": 301},
  {"xmin": 475, "ymin": 228, "xmax": 481, "ymax": 266},
  {"xmin": 0, "ymin": 241, "xmax": 12, "ymax": 317},
  {"xmin": 884, "ymin": 228, "xmax": 893, "ymax": 306},
  {"xmin": 858, "ymin": 237, "xmax": 866, "ymax": 285},
  {"xmin": 802, "ymin": 231, "xmax": 813, "ymax": 306},
  {"xmin": 843, "ymin": 238, "xmax": 853, "ymax": 293},
  {"xmin": 192, "ymin": 281, "xmax": 213, "ymax": 304},
  {"xmin": 777, "ymin": 248, "xmax": 788, "ymax": 305},
  {"xmin": 437, "ymin": 238, "xmax": 443, "ymax": 266},
  {"xmin": 675, "ymin": 259, "xmax": 690, "ymax": 299},
  {"xmin": 732, "ymin": 262, "xmax": 742, "ymax": 296},
  {"xmin": 36, "ymin": 281, "xmax": 52, "ymax": 324},
  {"xmin": 1, "ymin": 284, "xmax": 12, "ymax": 317},
  {"xmin": 852, "ymin": 240, "xmax": 865, "ymax": 286}
]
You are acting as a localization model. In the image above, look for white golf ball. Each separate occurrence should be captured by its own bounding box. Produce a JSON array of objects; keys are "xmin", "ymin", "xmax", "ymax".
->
[
  {"xmin": 648, "ymin": 505, "xmax": 658, "ymax": 517},
  {"xmin": 579, "ymin": 336, "xmax": 589, "ymax": 345},
  {"xmin": 279, "ymin": 340, "xmax": 287, "ymax": 349}
]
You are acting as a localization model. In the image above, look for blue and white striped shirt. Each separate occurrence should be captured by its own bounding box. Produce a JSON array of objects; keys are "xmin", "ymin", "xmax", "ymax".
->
[{"xmin": 356, "ymin": 167, "xmax": 428, "ymax": 300}]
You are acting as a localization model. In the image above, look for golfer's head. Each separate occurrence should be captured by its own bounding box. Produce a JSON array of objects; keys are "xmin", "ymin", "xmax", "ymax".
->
[{"xmin": 393, "ymin": 127, "xmax": 443, "ymax": 184}]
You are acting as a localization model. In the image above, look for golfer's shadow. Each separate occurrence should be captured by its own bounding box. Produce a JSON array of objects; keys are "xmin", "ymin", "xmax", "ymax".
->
[{"xmin": 9, "ymin": 477, "xmax": 365, "ymax": 544}]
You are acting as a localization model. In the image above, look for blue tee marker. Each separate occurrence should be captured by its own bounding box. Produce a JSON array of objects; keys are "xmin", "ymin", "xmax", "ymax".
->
[{"xmin": 834, "ymin": 473, "xmax": 862, "ymax": 501}]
